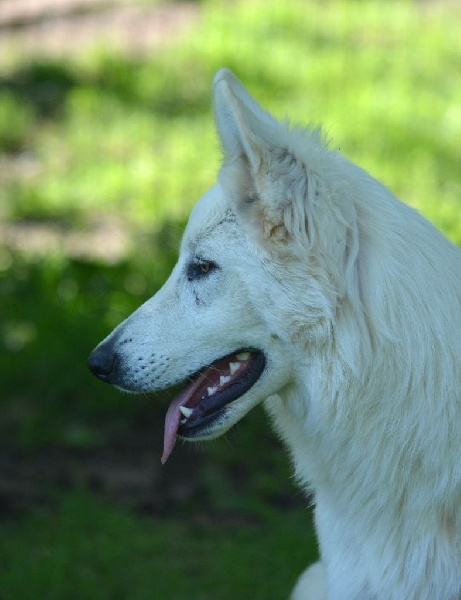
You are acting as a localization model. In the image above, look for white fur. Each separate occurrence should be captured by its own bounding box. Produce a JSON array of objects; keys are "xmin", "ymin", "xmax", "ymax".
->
[{"xmin": 92, "ymin": 70, "xmax": 461, "ymax": 599}]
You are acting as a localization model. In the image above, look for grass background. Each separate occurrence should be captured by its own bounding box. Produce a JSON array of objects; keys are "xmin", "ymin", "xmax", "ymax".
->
[{"xmin": 0, "ymin": 0, "xmax": 460, "ymax": 598}]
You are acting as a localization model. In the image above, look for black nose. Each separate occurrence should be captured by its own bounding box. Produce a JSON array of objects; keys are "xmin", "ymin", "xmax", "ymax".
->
[{"xmin": 87, "ymin": 345, "xmax": 116, "ymax": 383}]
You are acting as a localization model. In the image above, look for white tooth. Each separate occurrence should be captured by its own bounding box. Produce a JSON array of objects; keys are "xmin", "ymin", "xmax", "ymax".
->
[
  {"xmin": 236, "ymin": 352, "xmax": 250, "ymax": 361},
  {"xmin": 207, "ymin": 386, "xmax": 218, "ymax": 396},
  {"xmin": 229, "ymin": 361, "xmax": 241, "ymax": 375},
  {"xmin": 179, "ymin": 406, "xmax": 193, "ymax": 418},
  {"xmin": 219, "ymin": 375, "xmax": 231, "ymax": 386},
  {"xmin": 180, "ymin": 418, "xmax": 187, "ymax": 425}
]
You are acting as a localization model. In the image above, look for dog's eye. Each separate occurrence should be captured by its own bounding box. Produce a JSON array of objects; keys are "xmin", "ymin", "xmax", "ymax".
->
[{"xmin": 187, "ymin": 259, "xmax": 217, "ymax": 281}]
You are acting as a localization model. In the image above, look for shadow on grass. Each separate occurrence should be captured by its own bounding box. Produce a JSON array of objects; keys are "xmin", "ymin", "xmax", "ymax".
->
[
  {"xmin": 0, "ymin": 489, "xmax": 316, "ymax": 600},
  {"xmin": 0, "ymin": 56, "xmax": 211, "ymax": 122},
  {"xmin": 0, "ymin": 217, "xmax": 185, "ymax": 447}
]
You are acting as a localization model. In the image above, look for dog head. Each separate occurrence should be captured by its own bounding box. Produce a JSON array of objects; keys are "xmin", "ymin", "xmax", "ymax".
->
[{"xmin": 88, "ymin": 70, "xmax": 361, "ymax": 462}]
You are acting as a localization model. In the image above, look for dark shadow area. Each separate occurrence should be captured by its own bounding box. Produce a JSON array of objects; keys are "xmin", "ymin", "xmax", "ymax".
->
[
  {"xmin": 0, "ymin": 56, "xmax": 213, "ymax": 121},
  {"xmin": 0, "ymin": 219, "xmax": 183, "ymax": 447},
  {"xmin": 0, "ymin": 61, "xmax": 78, "ymax": 118}
]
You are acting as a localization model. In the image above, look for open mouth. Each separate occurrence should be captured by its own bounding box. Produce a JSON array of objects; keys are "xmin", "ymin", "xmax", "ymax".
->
[{"xmin": 161, "ymin": 350, "xmax": 265, "ymax": 463}]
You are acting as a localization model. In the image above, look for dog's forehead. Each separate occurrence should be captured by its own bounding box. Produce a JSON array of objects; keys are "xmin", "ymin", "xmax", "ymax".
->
[{"xmin": 181, "ymin": 183, "xmax": 238, "ymax": 253}]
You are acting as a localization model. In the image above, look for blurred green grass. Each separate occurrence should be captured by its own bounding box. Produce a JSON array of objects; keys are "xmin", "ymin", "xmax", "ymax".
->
[
  {"xmin": 0, "ymin": 0, "xmax": 460, "ymax": 598},
  {"xmin": 0, "ymin": 491, "xmax": 317, "ymax": 600},
  {"xmin": 1, "ymin": 0, "xmax": 460, "ymax": 234}
]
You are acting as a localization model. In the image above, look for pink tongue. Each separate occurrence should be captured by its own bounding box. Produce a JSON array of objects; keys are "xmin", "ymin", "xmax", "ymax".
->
[
  {"xmin": 160, "ymin": 354, "xmax": 252, "ymax": 464},
  {"xmin": 161, "ymin": 365, "xmax": 219, "ymax": 464},
  {"xmin": 161, "ymin": 375, "xmax": 204, "ymax": 464}
]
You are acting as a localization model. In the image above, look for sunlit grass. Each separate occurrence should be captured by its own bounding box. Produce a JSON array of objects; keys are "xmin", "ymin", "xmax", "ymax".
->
[{"xmin": 1, "ymin": 0, "xmax": 459, "ymax": 239}]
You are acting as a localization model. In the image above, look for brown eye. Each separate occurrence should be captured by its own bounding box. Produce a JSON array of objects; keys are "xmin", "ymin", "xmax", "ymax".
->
[{"xmin": 186, "ymin": 259, "xmax": 218, "ymax": 281}]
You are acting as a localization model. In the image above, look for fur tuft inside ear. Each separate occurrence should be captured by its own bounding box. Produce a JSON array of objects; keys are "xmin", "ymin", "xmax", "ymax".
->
[{"xmin": 213, "ymin": 69, "xmax": 314, "ymax": 247}]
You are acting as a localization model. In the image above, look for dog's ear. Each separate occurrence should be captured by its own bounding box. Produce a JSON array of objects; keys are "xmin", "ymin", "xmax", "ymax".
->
[
  {"xmin": 213, "ymin": 69, "xmax": 277, "ymax": 173},
  {"xmin": 213, "ymin": 69, "xmax": 311, "ymax": 246}
]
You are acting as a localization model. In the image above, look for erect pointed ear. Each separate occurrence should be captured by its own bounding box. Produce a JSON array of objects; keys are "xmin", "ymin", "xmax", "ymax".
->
[
  {"xmin": 213, "ymin": 69, "xmax": 279, "ymax": 172},
  {"xmin": 212, "ymin": 69, "xmax": 311, "ymax": 246}
]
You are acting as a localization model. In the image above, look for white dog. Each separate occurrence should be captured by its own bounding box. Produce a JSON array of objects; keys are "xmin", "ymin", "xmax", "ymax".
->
[{"xmin": 88, "ymin": 70, "xmax": 461, "ymax": 599}]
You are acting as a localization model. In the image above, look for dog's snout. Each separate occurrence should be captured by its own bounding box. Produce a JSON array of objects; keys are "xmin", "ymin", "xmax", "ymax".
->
[{"xmin": 87, "ymin": 344, "xmax": 117, "ymax": 383}]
